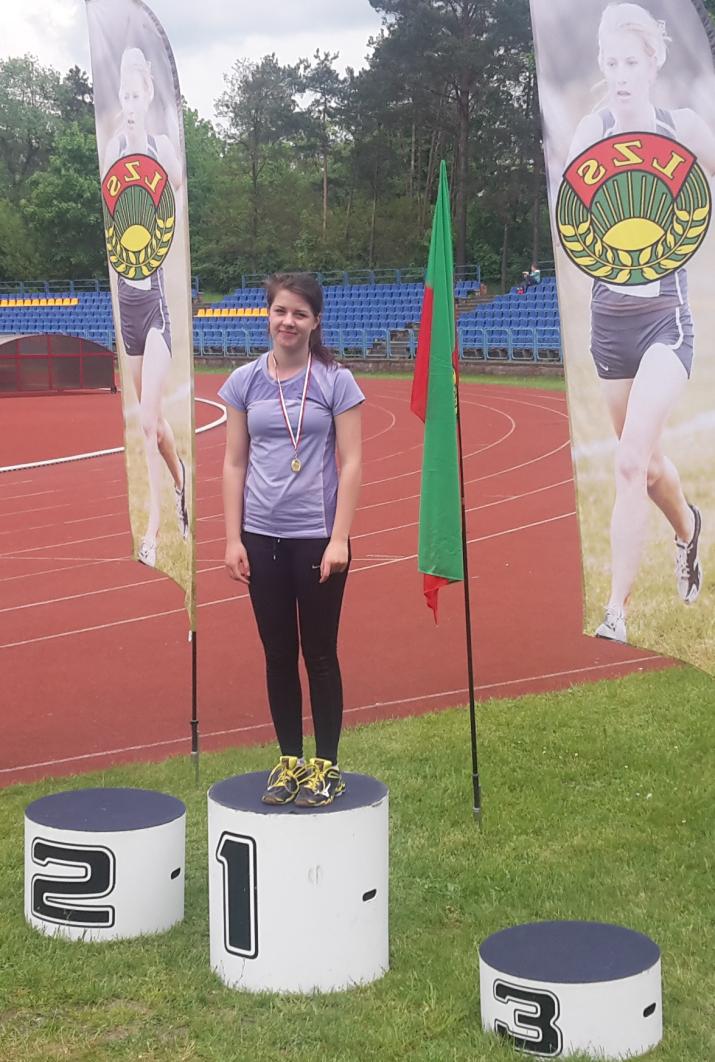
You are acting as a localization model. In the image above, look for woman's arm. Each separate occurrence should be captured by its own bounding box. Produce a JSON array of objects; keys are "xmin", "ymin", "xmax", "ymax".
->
[
  {"xmin": 320, "ymin": 404, "xmax": 362, "ymax": 583},
  {"xmin": 223, "ymin": 406, "xmax": 250, "ymax": 582},
  {"xmin": 566, "ymin": 113, "xmax": 603, "ymax": 165},
  {"xmin": 676, "ymin": 109, "xmax": 715, "ymax": 176},
  {"xmin": 156, "ymin": 131, "xmax": 184, "ymax": 192},
  {"xmin": 101, "ymin": 134, "xmax": 121, "ymax": 180}
]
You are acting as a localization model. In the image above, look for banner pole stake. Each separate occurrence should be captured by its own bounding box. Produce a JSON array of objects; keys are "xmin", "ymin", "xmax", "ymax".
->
[
  {"xmin": 455, "ymin": 381, "xmax": 481, "ymax": 822},
  {"xmin": 190, "ymin": 629, "xmax": 199, "ymax": 784}
]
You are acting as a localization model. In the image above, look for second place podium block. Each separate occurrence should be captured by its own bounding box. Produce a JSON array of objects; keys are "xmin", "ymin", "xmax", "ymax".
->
[{"xmin": 25, "ymin": 787, "xmax": 186, "ymax": 942}]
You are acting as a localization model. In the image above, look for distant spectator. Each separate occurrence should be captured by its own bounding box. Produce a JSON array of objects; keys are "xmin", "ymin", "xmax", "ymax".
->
[{"xmin": 516, "ymin": 264, "xmax": 541, "ymax": 295}]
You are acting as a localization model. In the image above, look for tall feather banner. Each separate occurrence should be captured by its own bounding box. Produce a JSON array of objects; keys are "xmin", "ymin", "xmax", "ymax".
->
[
  {"xmin": 529, "ymin": 0, "xmax": 715, "ymax": 674},
  {"xmin": 86, "ymin": 0, "xmax": 196, "ymax": 627}
]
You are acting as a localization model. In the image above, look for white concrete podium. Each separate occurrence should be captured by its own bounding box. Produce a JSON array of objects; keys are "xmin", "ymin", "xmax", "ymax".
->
[
  {"xmin": 208, "ymin": 771, "xmax": 389, "ymax": 993},
  {"xmin": 479, "ymin": 921, "xmax": 662, "ymax": 1059},
  {"xmin": 24, "ymin": 787, "xmax": 186, "ymax": 942}
]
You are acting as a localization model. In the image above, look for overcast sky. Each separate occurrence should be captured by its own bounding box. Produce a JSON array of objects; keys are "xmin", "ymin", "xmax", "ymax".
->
[{"xmin": 1, "ymin": 0, "xmax": 385, "ymax": 122}]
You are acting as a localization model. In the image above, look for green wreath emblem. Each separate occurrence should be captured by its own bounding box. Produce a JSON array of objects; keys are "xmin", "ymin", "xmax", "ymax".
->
[
  {"xmin": 557, "ymin": 139, "xmax": 711, "ymax": 286},
  {"xmin": 102, "ymin": 157, "xmax": 176, "ymax": 280}
]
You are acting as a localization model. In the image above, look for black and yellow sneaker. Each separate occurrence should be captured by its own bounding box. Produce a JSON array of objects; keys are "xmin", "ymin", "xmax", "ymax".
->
[
  {"xmin": 261, "ymin": 755, "xmax": 309, "ymax": 805},
  {"xmin": 294, "ymin": 757, "xmax": 346, "ymax": 807},
  {"xmin": 675, "ymin": 503, "xmax": 702, "ymax": 604},
  {"xmin": 175, "ymin": 457, "xmax": 189, "ymax": 541}
]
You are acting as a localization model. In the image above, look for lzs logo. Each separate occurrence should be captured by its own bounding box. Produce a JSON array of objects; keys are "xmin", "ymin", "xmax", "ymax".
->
[
  {"xmin": 493, "ymin": 980, "xmax": 563, "ymax": 1056},
  {"xmin": 31, "ymin": 838, "xmax": 116, "ymax": 928},
  {"xmin": 557, "ymin": 133, "xmax": 710, "ymax": 286},
  {"xmin": 101, "ymin": 154, "xmax": 175, "ymax": 280}
]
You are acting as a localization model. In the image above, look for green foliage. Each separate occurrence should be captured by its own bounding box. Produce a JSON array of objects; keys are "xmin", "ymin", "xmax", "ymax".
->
[
  {"xmin": 0, "ymin": 199, "xmax": 40, "ymax": 279},
  {"xmin": 0, "ymin": 3, "xmax": 550, "ymax": 286},
  {"xmin": 0, "ymin": 56, "xmax": 62, "ymax": 194},
  {"xmin": 23, "ymin": 123, "xmax": 105, "ymax": 278}
]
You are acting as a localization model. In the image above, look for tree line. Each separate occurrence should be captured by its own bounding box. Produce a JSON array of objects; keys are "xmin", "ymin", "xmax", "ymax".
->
[{"xmin": 8, "ymin": 0, "xmax": 712, "ymax": 293}]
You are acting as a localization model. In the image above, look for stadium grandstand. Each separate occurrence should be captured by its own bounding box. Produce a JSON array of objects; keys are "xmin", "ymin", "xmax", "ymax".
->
[{"xmin": 0, "ymin": 270, "xmax": 562, "ymax": 364}]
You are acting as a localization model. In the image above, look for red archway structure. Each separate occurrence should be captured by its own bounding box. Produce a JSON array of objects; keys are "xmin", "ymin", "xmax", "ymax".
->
[{"xmin": 0, "ymin": 334, "xmax": 116, "ymax": 394}]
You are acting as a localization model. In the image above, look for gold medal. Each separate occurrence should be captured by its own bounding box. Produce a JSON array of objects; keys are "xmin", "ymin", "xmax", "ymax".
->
[{"xmin": 274, "ymin": 352, "xmax": 311, "ymax": 479}]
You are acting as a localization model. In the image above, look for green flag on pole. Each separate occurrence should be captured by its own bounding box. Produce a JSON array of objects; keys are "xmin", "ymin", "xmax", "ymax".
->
[{"xmin": 410, "ymin": 160, "xmax": 463, "ymax": 621}]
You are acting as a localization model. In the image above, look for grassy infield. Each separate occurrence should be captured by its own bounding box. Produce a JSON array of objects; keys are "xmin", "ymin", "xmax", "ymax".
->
[{"xmin": 2, "ymin": 374, "xmax": 714, "ymax": 1060}]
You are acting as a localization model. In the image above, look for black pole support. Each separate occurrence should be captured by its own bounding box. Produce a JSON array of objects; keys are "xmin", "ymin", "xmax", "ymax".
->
[
  {"xmin": 456, "ymin": 379, "xmax": 482, "ymax": 822},
  {"xmin": 190, "ymin": 629, "xmax": 199, "ymax": 784}
]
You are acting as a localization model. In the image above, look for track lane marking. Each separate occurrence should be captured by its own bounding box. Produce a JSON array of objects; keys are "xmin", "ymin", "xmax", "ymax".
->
[
  {"xmin": 0, "ymin": 511, "xmax": 576, "ymax": 647},
  {"xmin": 0, "ymin": 655, "xmax": 665, "ymax": 776},
  {"xmin": 0, "ymin": 397, "xmax": 226, "ymax": 474}
]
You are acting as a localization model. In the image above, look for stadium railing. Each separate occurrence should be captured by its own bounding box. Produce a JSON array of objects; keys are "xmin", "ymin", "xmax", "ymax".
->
[
  {"xmin": 238, "ymin": 264, "xmax": 482, "ymax": 289},
  {"xmin": 0, "ymin": 276, "xmax": 201, "ymax": 297},
  {"xmin": 193, "ymin": 326, "xmax": 562, "ymax": 362}
]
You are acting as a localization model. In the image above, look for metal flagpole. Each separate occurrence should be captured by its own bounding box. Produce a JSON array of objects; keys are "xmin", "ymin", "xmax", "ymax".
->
[
  {"xmin": 455, "ymin": 378, "xmax": 481, "ymax": 821},
  {"xmin": 190, "ymin": 629, "xmax": 199, "ymax": 783}
]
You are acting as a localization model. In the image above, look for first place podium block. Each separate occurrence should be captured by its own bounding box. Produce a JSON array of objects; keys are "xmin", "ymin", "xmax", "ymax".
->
[
  {"xmin": 208, "ymin": 772, "xmax": 389, "ymax": 994},
  {"xmin": 25, "ymin": 787, "xmax": 186, "ymax": 942},
  {"xmin": 479, "ymin": 921, "xmax": 662, "ymax": 1059}
]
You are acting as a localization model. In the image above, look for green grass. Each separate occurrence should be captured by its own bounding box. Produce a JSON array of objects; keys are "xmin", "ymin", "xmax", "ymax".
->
[{"xmin": 1, "ymin": 668, "xmax": 714, "ymax": 1061}]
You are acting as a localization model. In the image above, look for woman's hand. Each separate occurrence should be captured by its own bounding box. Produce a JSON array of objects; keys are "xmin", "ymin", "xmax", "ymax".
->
[
  {"xmin": 225, "ymin": 540, "xmax": 250, "ymax": 583},
  {"xmin": 320, "ymin": 538, "xmax": 349, "ymax": 583}
]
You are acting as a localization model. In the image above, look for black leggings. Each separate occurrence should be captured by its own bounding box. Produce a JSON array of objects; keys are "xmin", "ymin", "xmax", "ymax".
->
[{"xmin": 243, "ymin": 532, "xmax": 350, "ymax": 764}]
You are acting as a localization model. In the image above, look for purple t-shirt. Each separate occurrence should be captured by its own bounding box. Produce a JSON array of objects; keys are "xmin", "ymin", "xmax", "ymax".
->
[{"xmin": 218, "ymin": 352, "xmax": 365, "ymax": 538}]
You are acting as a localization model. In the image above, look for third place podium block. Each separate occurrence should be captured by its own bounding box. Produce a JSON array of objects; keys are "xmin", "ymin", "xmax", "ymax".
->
[
  {"xmin": 479, "ymin": 920, "xmax": 662, "ymax": 1059},
  {"xmin": 208, "ymin": 772, "xmax": 389, "ymax": 994}
]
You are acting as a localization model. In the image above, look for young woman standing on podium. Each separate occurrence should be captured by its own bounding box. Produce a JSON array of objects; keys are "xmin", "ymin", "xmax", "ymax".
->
[{"xmin": 220, "ymin": 274, "xmax": 364, "ymax": 806}]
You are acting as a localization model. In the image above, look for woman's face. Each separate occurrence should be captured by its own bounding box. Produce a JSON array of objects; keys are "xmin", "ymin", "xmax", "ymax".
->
[
  {"xmin": 601, "ymin": 30, "xmax": 657, "ymax": 111},
  {"xmin": 119, "ymin": 68, "xmax": 151, "ymax": 130},
  {"xmin": 268, "ymin": 288, "xmax": 319, "ymax": 357}
]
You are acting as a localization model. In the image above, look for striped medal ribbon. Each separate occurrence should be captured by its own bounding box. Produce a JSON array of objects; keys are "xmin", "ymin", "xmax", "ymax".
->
[{"xmin": 273, "ymin": 352, "xmax": 312, "ymax": 473}]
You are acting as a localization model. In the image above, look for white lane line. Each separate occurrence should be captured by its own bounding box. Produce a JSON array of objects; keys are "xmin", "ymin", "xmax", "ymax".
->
[
  {"xmin": 350, "ymin": 478, "xmax": 573, "ymax": 542},
  {"xmin": 0, "ymin": 490, "xmax": 60, "ymax": 503},
  {"xmin": 0, "ymin": 563, "xmax": 226, "ymax": 615},
  {"xmin": 0, "ymin": 576, "xmax": 162, "ymax": 614},
  {"xmin": 0, "ymin": 511, "xmax": 575, "ymax": 648},
  {"xmin": 477, "ymin": 394, "xmax": 570, "ymax": 420},
  {"xmin": 0, "ymin": 605, "xmax": 195, "ymax": 650},
  {"xmin": 362, "ymin": 402, "xmax": 517, "ymax": 487},
  {"xmin": 350, "ymin": 511, "xmax": 575, "ymax": 575},
  {"xmin": 0, "ymin": 655, "xmax": 664, "ymax": 776},
  {"xmin": 0, "ymin": 510, "xmax": 126, "ymax": 536},
  {"xmin": 0, "ymin": 529, "xmax": 129, "ymax": 558},
  {"xmin": 358, "ymin": 439, "xmax": 570, "ymax": 512},
  {"xmin": 0, "ymin": 397, "xmax": 226, "ymax": 474},
  {"xmin": 362, "ymin": 403, "xmax": 397, "ymax": 443},
  {"xmin": 0, "ymin": 558, "xmax": 125, "ymax": 585},
  {"xmin": 359, "ymin": 388, "xmax": 542, "ymax": 469}
]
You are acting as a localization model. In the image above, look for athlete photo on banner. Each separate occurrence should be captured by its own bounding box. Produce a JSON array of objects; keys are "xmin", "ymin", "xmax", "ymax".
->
[
  {"xmin": 530, "ymin": 0, "xmax": 715, "ymax": 674},
  {"xmin": 86, "ymin": 0, "xmax": 195, "ymax": 620}
]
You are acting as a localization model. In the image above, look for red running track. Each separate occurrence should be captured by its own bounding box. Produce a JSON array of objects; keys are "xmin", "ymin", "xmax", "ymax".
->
[{"xmin": 0, "ymin": 375, "xmax": 669, "ymax": 787}]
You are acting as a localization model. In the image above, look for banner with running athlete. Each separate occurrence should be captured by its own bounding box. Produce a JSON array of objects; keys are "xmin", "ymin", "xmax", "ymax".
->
[
  {"xmin": 86, "ymin": 0, "xmax": 196, "ymax": 625},
  {"xmin": 529, "ymin": 0, "xmax": 715, "ymax": 674}
]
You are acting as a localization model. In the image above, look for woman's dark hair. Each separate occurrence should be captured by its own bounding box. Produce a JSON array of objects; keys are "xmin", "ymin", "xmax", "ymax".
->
[{"xmin": 264, "ymin": 272, "xmax": 335, "ymax": 365}]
